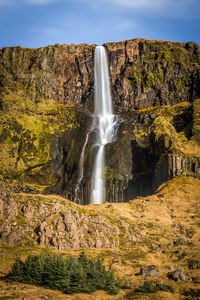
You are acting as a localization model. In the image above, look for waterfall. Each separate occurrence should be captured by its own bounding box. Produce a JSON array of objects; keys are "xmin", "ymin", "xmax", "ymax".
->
[{"xmin": 90, "ymin": 45, "xmax": 118, "ymax": 204}]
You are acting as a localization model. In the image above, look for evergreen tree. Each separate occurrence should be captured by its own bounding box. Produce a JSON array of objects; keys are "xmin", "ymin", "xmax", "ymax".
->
[
  {"xmin": 6, "ymin": 252, "xmax": 121, "ymax": 295},
  {"xmin": 7, "ymin": 257, "xmax": 25, "ymax": 283}
]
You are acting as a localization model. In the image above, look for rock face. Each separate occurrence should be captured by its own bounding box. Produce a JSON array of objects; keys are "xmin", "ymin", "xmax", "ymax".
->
[
  {"xmin": 0, "ymin": 38, "xmax": 200, "ymax": 204},
  {"xmin": 1, "ymin": 39, "xmax": 199, "ymax": 111},
  {"xmin": 0, "ymin": 181, "xmax": 138, "ymax": 249},
  {"xmin": 105, "ymin": 39, "xmax": 200, "ymax": 112},
  {"xmin": 0, "ymin": 44, "xmax": 95, "ymax": 107}
]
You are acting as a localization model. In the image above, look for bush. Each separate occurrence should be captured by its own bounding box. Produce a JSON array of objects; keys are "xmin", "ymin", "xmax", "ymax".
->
[
  {"xmin": 135, "ymin": 281, "xmax": 156, "ymax": 293},
  {"xmin": 134, "ymin": 280, "xmax": 174, "ymax": 294},
  {"xmin": 6, "ymin": 252, "xmax": 120, "ymax": 295}
]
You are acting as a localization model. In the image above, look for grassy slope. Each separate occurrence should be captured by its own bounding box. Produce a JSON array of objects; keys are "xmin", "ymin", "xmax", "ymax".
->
[{"xmin": 0, "ymin": 176, "xmax": 199, "ymax": 299}]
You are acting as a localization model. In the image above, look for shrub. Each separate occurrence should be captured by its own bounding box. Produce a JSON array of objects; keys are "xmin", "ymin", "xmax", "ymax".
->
[
  {"xmin": 134, "ymin": 280, "xmax": 174, "ymax": 294},
  {"xmin": 6, "ymin": 252, "xmax": 120, "ymax": 295}
]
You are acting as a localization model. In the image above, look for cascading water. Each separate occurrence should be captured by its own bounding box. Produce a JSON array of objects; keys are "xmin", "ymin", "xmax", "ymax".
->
[{"xmin": 90, "ymin": 45, "xmax": 118, "ymax": 204}]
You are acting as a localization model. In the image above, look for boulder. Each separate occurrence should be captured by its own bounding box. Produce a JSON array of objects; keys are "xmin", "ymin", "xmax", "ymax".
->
[
  {"xmin": 167, "ymin": 268, "xmax": 185, "ymax": 281},
  {"xmin": 188, "ymin": 260, "xmax": 200, "ymax": 270},
  {"xmin": 138, "ymin": 265, "xmax": 160, "ymax": 276}
]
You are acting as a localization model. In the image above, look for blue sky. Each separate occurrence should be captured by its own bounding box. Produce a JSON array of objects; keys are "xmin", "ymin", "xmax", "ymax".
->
[{"xmin": 0, "ymin": 0, "xmax": 200, "ymax": 48}]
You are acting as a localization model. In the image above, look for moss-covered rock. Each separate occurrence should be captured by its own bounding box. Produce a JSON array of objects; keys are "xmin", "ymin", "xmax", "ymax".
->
[{"xmin": 0, "ymin": 87, "xmax": 79, "ymax": 187}]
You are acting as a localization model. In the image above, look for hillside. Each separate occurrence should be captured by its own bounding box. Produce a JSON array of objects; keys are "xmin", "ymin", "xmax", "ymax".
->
[{"xmin": 0, "ymin": 176, "xmax": 200, "ymax": 299}]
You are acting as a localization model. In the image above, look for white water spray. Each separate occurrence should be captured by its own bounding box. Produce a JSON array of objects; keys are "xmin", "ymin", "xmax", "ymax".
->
[{"xmin": 90, "ymin": 46, "xmax": 118, "ymax": 204}]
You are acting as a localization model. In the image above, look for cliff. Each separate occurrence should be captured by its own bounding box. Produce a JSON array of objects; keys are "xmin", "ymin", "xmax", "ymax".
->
[
  {"xmin": 105, "ymin": 39, "xmax": 200, "ymax": 111},
  {"xmin": 0, "ymin": 38, "xmax": 200, "ymax": 203}
]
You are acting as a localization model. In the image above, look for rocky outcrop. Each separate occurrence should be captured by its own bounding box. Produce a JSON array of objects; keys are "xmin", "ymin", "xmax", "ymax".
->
[{"xmin": 0, "ymin": 181, "xmax": 138, "ymax": 249}]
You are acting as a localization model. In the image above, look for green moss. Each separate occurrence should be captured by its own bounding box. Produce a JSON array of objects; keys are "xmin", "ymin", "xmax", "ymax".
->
[
  {"xmin": 126, "ymin": 68, "xmax": 142, "ymax": 84},
  {"xmin": 150, "ymin": 116, "xmax": 179, "ymax": 149},
  {"xmin": 15, "ymin": 210, "xmax": 27, "ymax": 225},
  {"xmin": 0, "ymin": 88, "xmax": 79, "ymax": 182},
  {"xmin": 104, "ymin": 167, "xmax": 119, "ymax": 180}
]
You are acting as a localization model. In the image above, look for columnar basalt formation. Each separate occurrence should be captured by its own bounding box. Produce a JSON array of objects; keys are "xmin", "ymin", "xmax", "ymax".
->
[{"xmin": 0, "ymin": 39, "xmax": 200, "ymax": 204}]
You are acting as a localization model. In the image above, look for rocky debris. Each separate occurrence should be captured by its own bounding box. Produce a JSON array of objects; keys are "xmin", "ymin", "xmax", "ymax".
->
[
  {"xmin": 167, "ymin": 268, "xmax": 186, "ymax": 281},
  {"xmin": 0, "ymin": 192, "xmax": 137, "ymax": 250},
  {"xmin": 188, "ymin": 260, "xmax": 200, "ymax": 269},
  {"xmin": 173, "ymin": 237, "xmax": 187, "ymax": 245},
  {"xmin": 137, "ymin": 265, "xmax": 160, "ymax": 276}
]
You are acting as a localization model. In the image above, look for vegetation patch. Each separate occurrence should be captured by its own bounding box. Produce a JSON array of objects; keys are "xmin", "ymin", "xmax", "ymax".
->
[
  {"xmin": 134, "ymin": 280, "xmax": 174, "ymax": 294},
  {"xmin": 0, "ymin": 297, "xmax": 18, "ymax": 300},
  {"xmin": 6, "ymin": 252, "xmax": 122, "ymax": 295}
]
